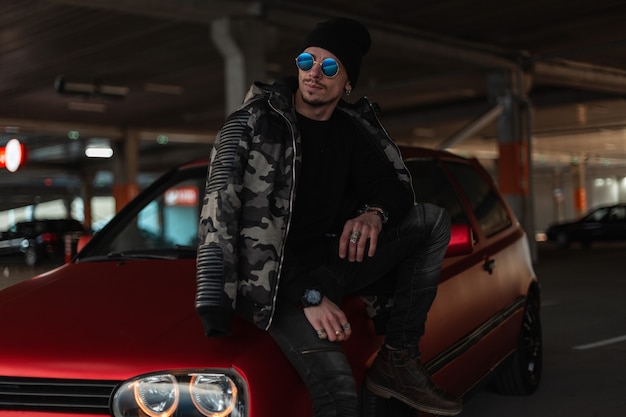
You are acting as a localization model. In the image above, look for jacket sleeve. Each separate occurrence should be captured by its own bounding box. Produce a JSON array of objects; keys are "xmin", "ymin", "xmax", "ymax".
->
[{"xmin": 196, "ymin": 109, "xmax": 250, "ymax": 337}]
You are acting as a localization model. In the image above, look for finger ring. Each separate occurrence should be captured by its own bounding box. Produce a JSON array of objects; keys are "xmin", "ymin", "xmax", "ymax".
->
[
  {"xmin": 316, "ymin": 329, "xmax": 326, "ymax": 338},
  {"xmin": 341, "ymin": 322, "xmax": 351, "ymax": 331},
  {"xmin": 335, "ymin": 330, "xmax": 342, "ymax": 336},
  {"xmin": 349, "ymin": 231, "xmax": 362, "ymax": 244}
]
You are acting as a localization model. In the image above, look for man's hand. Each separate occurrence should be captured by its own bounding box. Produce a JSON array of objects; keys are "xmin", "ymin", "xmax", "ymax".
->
[
  {"xmin": 339, "ymin": 211, "xmax": 383, "ymax": 262},
  {"xmin": 303, "ymin": 297, "xmax": 352, "ymax": 342}
]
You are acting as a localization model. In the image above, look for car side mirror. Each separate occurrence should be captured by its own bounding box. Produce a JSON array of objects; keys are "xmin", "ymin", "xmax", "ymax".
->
[{"xmin": 445, "ymin": 223, "xmax": 474, "ymax": 257}]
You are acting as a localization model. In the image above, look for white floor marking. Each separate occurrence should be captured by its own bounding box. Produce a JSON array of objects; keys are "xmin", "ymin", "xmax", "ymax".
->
[{"xmin": 573, "ymin": 335, "xmax": 626, "ymax": 350}]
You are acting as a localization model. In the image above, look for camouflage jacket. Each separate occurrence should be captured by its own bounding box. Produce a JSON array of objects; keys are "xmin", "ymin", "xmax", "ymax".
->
[{"xmin": 195, "ymin": 77, "xmax": 414, "ymax": 336}]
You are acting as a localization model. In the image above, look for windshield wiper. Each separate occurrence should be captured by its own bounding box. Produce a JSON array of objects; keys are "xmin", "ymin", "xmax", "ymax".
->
[
  {"xmin": 105, "ymin": 252, "xmax": 179, "ymax": 260},
  {"xmin": 77, "ymin": 248, "xmax": 197, "ymax": 262}
]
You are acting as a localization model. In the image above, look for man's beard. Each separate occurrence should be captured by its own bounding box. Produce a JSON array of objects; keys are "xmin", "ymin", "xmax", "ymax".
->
[{"xmin": 300, "ymin": 90, "xmax": 334, "ymax": 107}]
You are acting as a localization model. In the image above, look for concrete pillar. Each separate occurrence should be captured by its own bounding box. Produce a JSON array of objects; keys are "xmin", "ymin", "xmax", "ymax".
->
[
  {"xmin": 552, "ymin": 167, "xmax": 566, "ymax": 223},
  {"xmin": 63, "ymin": 198, "xmax": 72, "ymax": 219},
  {"xmin": 112, "ymin": 131, "xmax": 139, "ymax": 212},
  {"xmin": 488, "ymin": 69, "xmax": 537, "ymax": 258},
  {"xmin": 211, "ymin": 17, "xmax": 269, "ymax": 115}
]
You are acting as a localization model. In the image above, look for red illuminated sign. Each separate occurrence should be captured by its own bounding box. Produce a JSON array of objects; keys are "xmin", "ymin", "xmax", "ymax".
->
[
  {"xmin": 164, "ymin": 186, "xmax": 199, "ymax": 206},
  {"xmin": 0, "ymin": 138, "xmax": 27, "ymax": 172}
]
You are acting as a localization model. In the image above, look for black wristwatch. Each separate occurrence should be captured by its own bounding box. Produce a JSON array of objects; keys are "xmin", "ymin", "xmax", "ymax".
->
[{"xmin": 300, "ymin": 288, "xmax": 323, "ymax": 308}]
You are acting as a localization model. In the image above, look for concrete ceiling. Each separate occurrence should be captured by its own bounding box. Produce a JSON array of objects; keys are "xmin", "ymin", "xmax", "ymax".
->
[{"xmin": 2, "ymin": 0, "xmax": 626, "ymax": 211}]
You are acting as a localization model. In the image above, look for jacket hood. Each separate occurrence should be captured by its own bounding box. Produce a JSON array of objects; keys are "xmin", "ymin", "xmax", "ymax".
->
[{"xmin": 242, "ymin": 76, "xmax": 297, "ymax": 110}]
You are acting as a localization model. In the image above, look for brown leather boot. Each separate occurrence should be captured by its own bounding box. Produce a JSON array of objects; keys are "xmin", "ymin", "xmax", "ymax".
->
[{"xmin": 365, "ymin": 345, "xmax": 462, "ymax": 416}]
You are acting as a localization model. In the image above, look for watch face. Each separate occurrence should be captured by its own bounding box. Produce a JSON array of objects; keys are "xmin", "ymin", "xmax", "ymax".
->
[{"xmin": 305, "ymin": 289, "xmax": 322, "ymax": 305}]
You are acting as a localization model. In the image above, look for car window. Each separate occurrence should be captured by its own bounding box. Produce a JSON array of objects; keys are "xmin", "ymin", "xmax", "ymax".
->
[
  {"xmin": 585, "ymin": 207, "xmax": 609, "ymax": 221},
  {"xmin": 404, "ymin": 158, "xmax": 468, "ymax": 225},
  {"xmin": 105, "ymin": 177, "xmax": 204, "ymax": 255},
  {"xmin": 609, "ymin": 206, "xmax": 626, "ymax": 221},
  {"xmin": 443, "ymin": 161, "xmax": 511, "ymax": 237}
]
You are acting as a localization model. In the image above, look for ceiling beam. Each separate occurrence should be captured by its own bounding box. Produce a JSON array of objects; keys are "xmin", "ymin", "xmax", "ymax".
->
[
  {"xmin": 1, "ymin": 119, "xmax": 213, "ymax": 144},
  {"xmin": 266, "ymin": 6, "xmax": 626, "ymax": 105},
  {"xmin": 46, "ymin": 0, "xmax": 263, "ymax": 22},
  {"xmin": 534, "ymin": 59, "xmax": 626, "ymax": 95}
]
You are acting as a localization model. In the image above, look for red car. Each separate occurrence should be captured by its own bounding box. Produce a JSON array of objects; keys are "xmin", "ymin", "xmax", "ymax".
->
[{"xmin": 0, "ymin": 147, "xmax": 541, "ymax": 417}]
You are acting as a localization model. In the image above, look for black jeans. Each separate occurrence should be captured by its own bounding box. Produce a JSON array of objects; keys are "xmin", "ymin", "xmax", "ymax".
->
[{"xmin": 269, "ymin": 204, "xmax": 451, "ymax": 417}]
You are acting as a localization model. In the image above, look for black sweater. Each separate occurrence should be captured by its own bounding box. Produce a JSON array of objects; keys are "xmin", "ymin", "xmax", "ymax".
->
[{"xmin": 281, "ymin": 109, "xmax": 412, "ymax": 303}]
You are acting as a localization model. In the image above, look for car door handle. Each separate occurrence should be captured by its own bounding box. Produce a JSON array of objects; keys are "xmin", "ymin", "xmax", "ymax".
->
[{"xmin": 483, "ymin": 258, "xmax": 496, "ymax": 274}]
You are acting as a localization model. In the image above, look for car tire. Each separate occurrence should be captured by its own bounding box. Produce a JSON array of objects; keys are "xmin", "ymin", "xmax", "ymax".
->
[
  {"xmin": 493, "ymin": 295, "xmax": 542, "ymax": 395},
  {"xmin": 24, "ymin": 246, "xmax": 39, "ymax": 266},
  {"xmin": 359, "ymin": 383, "xmax": 417, "ymax": 417}
]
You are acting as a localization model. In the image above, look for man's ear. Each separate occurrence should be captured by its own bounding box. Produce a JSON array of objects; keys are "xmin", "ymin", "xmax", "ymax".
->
[{"xmin": 345, "ymin": 82, "xmax": 352, "ymax": 95}]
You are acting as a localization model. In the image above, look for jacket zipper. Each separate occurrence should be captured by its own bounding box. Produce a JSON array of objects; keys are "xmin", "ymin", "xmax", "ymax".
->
[{"xmin": 265, "ymin": 97, "xmax": 298, "ymax": 330}]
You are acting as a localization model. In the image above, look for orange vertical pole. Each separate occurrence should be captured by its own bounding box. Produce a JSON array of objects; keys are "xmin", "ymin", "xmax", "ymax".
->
[
  {"xmin": 571, "ymin": 161, "xmax": 587, "ymax": 215},
  {"xmin": 112, "ymin": 183, "xmax": 139, "ymax": 212}
]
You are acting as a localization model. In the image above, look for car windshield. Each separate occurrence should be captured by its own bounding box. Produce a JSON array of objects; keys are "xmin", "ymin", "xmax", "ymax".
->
[
  {"xmin": 78, "ymin": 157, "xmax": 477, "ymax": 262},
  {"xmin": 77, "ymin": 164, "xmax": 207, "ymax": 261}
]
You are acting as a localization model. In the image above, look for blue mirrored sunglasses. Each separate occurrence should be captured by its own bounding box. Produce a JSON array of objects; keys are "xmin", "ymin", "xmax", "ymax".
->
[{"xmin": 295, "ymin": 52, "xmax": 340, "ymax": 78}]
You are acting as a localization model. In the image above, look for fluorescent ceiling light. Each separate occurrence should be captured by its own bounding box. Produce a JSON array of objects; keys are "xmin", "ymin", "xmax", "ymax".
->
[
  {"xmin": 85, "ymin": 145, "xmax": 113, "ymax": 158},
  {"xmin": 56, "ymin": 75, "xmax": 128, "ymax": 98}
]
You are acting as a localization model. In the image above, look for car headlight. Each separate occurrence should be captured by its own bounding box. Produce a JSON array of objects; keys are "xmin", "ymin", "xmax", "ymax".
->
[
  {"xmin": 134, "ymin": 374, "xmax": 179, "ymax": 417},
  {"xmin": 112, "ymin": 370, "xmax": 246, "ymax": 417},
  {"xmin": 191, "ymin": 374, "xmax": 238, "ymax": 417}
]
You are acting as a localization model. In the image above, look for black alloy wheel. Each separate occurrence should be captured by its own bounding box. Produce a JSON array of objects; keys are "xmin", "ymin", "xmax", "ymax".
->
[{"xmin": 493, "ymin": 295, "xmax": 543, "ymax": 395}]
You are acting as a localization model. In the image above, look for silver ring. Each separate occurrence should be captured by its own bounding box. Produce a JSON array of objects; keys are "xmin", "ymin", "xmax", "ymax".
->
[
  {"xmin": 316, "ymin": 329, "xmax": 326, "ymax": 338},
  {"xmin": 349, "ymin": 231, "xmax": 362, "ymax": 244},
  {"xmin": 341, "ymin": 322, "xmax": 351, "ymax": 331}
]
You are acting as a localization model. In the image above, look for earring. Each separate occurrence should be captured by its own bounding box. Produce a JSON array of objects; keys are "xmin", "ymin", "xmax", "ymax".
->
[{"xmin": 345, "ymin": 89, "xmax": 351, "ymax": 96}]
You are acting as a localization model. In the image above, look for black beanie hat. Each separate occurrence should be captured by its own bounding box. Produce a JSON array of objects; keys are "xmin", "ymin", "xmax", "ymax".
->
[{"xmin": 300, "ymin": 18, "xmax": 371, "ymax": 88}]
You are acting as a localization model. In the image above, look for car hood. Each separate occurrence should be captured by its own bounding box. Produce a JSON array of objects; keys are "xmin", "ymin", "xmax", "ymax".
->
[{"xmin": 0, "ymin": 259, "xmax": 280, "ymax": 381}]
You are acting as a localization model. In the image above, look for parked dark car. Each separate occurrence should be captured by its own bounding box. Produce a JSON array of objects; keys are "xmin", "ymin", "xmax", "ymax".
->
[
  {"xmin": 0, "ymin": 218, "xmax": 86, "ymax": 265},
  {"xmin": 0, "ymin": 148, "xmax": 542, "ymax": 417},
  {"xmin": 545, "ymin": 204, "xmax": 626, "ymax": 248}
]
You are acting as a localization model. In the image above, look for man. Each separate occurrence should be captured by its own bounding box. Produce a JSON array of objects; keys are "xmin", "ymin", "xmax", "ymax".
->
[{"xmin": 196, "ymin": 17, "xmax": 462, "ymax": 417}]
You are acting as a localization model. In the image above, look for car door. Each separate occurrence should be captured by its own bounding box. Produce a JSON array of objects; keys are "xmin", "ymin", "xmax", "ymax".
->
[
  {"xmin": 0, "ymin": 229, "xmax": 20, "ymax": 254},
  {"xmin": 404, "ymin": 157, "xmax": 518, "ymax": 392},
  {"xmin": 578, "ymin": 207, "xmax": 609, "ymax": 240},
  {"xmin": 605, "ymin": 205, "xmax": 626, "ymax": 239},
  {"xmin": 449, "ymin": 160, "xmax": 524, "ymax": 367},
  {"xmin": 407, "ymin": 158, "xmax": 532, "ymax": 392}
]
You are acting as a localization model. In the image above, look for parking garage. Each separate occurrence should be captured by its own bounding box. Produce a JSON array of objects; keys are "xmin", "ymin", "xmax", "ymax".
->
[
  {"xmin": 1, "ymin": 1, "xmax": 626, "ymax": 415},
  {"xmin": 2, "ymin": 1, "xmax": 626, "ymax": 240}
]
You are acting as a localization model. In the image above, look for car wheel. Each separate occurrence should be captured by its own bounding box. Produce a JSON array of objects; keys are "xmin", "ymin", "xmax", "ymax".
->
[
  {"xmin": 24, "ymin": 247, "xmax": 39, "ymax": 266},
  {"xmin": 359, "ymin": 384, "xmax": 417, "ymax": 417},
  {"xmin": 493, "ymin": 295, "xmax": 542, "ymax": 395},
  {"xmin": 556, "ymin": 232, "xmax": 570, "ymax": 248}
]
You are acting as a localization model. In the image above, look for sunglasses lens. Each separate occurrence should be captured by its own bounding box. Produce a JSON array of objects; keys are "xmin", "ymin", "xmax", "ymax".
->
[
  {"xmin": 321, "ymin": 58, "xmax": 339, "ymax": 77},
  {"xmin": 296, "ymin": 53, "xmax": 315, "ymax": 71}
]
